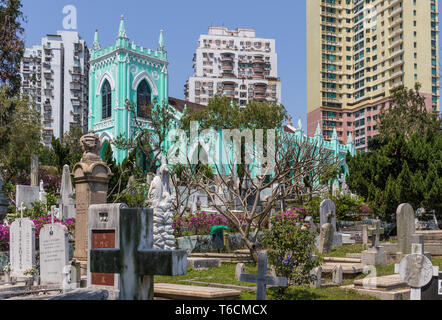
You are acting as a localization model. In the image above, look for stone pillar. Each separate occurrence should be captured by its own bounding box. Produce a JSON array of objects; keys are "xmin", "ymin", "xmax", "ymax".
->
[
  {"xmin": 396, "ymin": 203, "xmax": 416, "ymax": 255},
  {"xmin": 30, "ymin": 155, "xmax": 39, "ymax": 187},
  {"xmin": 73, "ymin": 131, "xmax": 112, "ymax": 265}
]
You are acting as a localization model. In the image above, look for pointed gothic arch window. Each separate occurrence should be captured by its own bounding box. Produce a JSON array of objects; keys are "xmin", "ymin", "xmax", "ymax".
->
[
  {"xmin": 102, "ymin": 80, "xmax": 112, "ymax": 119},
  {"xmin": 137, "ymin": 80, "xmax": 151, "ymax": 119}
]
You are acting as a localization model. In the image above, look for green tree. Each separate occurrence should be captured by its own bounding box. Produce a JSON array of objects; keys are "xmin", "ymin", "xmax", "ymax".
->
[
  {"xmin": 0, "ymin": 88, "xmax": 42, "ymax": 182},
  {"xmin": 378, "ymin": 83, "xmax": 439, "ymax": 141},
  {"xmin": 347, "ymin": 129, "xmax": 442, "ymax": 221},
  {"xmin": 262, "ymin": 215, "xmax": 320, "ymax": 298},
  {"xmin": 347, "ymin": 85, "xmax": 441, "ymax": 221},
  {"xmin": 0, "ymin": 0, "xmax": 25, "ymax": 97}
]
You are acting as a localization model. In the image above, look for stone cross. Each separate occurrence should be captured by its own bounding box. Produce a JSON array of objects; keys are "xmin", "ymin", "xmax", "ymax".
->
[
  {"xmin": 368, "ymin": 219, "xmax": 384, "ymax": 248},
  {"xmin": 89, "ymin": 207, "xmax": 187, "ymax": 300},
  {"xmin": 237, "ymin": 251, "xmax": 288, "ymax": 300},
  {"xmin": 395, "ymin": 243, "xmax": 439, "ymax": 300},
  {"xmin": 18, "ymin": 202, "xmax": 25, "ymax": 219}
]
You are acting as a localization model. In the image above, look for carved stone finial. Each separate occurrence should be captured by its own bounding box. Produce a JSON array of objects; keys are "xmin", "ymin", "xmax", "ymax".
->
[{"xmin": 80, "ymin": 131, "xmax": 102, "ymax": 162}]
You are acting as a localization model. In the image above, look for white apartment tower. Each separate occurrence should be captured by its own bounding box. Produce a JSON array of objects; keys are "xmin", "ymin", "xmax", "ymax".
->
[
  {"xmin": 20, "ymin": 31, "xmax": 89, "ymax": 146},
  {"xmin": 185, "ymin": 26, "xmax": 281, "ymax": 106}
]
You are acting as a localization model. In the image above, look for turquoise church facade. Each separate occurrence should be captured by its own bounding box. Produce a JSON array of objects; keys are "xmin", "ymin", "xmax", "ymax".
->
[
  {"xmin": 88, "ymin": 17, "xmax": 356, "ymax": 180},
  {"xmin": 89, "ymin": 17, "xmax": 169, "ymax": 164}
]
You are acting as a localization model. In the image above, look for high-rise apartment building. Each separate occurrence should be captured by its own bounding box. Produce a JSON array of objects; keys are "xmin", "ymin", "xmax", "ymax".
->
[
  {"xmin": 185, "ymin": 26, "xmax": 281, "ymax": 106},
  {"xmin": 307, "ymin": 0, "xmax": 439, "ymax": 152},
  {"xmin": 21, "ymin": 31, "xmax": 89, "ymax": 146}
]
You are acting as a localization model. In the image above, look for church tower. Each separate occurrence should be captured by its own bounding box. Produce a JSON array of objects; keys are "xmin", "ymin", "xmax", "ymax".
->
[{"xmin": 89, "ymin": 16, "xmax": 169, "ymax": 163}]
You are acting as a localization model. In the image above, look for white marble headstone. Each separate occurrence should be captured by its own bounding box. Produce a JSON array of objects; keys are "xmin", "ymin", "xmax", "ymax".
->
[
  {"xmin": 39, "ymin": 223, "xmax": 69, "ymax": 285},
  {"xmin": 60, "ymin": 165, "xmax": 75, "ymax": 220},
  {"xmin": 9, "ymin": 218, "xmax": 36, "ymax": 277}
]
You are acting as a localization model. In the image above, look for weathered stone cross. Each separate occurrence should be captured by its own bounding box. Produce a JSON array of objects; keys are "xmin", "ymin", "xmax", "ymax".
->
[
  {"xmin": 395, "ymin": 243, "xmax": 439, "ymax": 300},
  {"xmin": 237, "ymin": 251, "xmax": 288, "ymax": 300},
  {"xmin": 89, "ymin": 208, "xmax": 187, "ymax": 300},
  {"xmin": 368, "ymin": 219, "xmax": 384, "ymax": 248}
]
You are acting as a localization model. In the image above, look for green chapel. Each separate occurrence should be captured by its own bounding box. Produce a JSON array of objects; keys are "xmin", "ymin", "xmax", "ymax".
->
[{"xmin": 89, "ymin": 16, "xmax": 169, "ymax": 164}]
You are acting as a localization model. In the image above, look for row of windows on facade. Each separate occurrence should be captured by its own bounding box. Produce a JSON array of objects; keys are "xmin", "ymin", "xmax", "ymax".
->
[
  {"xmin": 101, "ymin": 79, "xmax": 151, "ymax": 120},
  {"xmin": 202, "ymin": 39, "xmax": 271, "ymax": 48},
  {"xmin": 195, "ymin": 82, "xmax": 277, "ymax": 90}
]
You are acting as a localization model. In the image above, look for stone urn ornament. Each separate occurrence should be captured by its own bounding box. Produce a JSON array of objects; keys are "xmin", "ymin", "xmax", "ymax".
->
[{"xmin": 80, "ymin": 130, "xmax": 102, "ymax": 163}]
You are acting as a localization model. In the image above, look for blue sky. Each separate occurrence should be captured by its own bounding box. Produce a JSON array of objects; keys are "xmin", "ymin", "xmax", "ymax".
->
[{"xmin": 20, "ymin": 0, "xmax": 441, "ymax": 126}]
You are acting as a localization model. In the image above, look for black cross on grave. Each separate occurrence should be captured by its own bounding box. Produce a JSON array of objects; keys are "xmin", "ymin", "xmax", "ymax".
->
[
  {"xmin": 238, "ymin": 251, "xmax": 288, "ymax": 300},
  {"xmin": 89, "ymin": 208, "xmax": 187, "ymax": 300}
]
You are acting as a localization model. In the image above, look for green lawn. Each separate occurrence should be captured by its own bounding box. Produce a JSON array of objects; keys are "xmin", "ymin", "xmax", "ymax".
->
[
  {"xmin": 155, "ymin": 261, "xmax": 377, "ymax": 300},
  {"xmin": 155, "ymin": 245, "xmax": 442, "ymax": 300}
]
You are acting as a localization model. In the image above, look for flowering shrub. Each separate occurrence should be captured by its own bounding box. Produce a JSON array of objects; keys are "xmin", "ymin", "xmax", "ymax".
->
[
  {"xmin": 173, "ymin": 211, "xmax": 245, "ymax": 237},
  {"xmin": 278, "ymin": 207, "xmax": 308, "ymax": 221},
  {"xmin": 262, "ymin": 208, "xmax": 320, "ymax": 298},
  {"xmin": 0, "ymin": 217, "xmax": 75, "ymax": 252}
]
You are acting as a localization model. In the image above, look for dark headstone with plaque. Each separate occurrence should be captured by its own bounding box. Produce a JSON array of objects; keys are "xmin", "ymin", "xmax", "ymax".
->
[
  {"xmin": 87, "ymin": 204, "xmax": 127, "ymax": 299},
  {"xmin": 88, "ymin": 204, "xmax": 188, "ymax": 300},
  {"xmin": 421, "ymin": 272, "xmax": 442, "ymax": 301}
]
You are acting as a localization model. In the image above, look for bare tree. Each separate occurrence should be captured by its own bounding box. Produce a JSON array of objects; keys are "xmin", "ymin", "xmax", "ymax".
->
[{"xmin": 179, "ymin": 131, "xmax": 339, "ymax": 262}]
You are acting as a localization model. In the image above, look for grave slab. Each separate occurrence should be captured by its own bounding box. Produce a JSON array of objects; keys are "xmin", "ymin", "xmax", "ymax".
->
[
  {"xmin": 187, "ymin": 258, "xmax": 221, "ymax": 270},
  {"xmin": 154, "ymin": 283, "xmax": 241, "ymax": 300}
]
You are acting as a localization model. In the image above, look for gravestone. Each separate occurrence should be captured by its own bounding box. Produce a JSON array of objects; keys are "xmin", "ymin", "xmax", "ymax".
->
[
  {"xmin": 147, "ymin": 156, "xmax": 176, "ymax": 250},
  {"xmin": 87, "ymin": 203, "xmax": 127, "ymax": 297},
  {"xmin": 30, "ymin": 155, "xmax": 39, "ymax": 187},
  {"xmin": 320, "ymin": 199, "xmax": 342, "ymax": 247},
  {"xmin": 73, "ymin": 131, "xmax": 112, "ymax": 264},
  {"xmin": 361, "ymin": 219, "xmax": 387, "ymax": 266},
  {"xmin": 318, "ymin": 212, "xmax": 334, "ymax": 254},
  {"xmin": 396, "ymin": 203, "xmax": 416, "ymax": 255},
  {"xmin": 237, "ymin": 251, "xmax": 288, "ymax": 300},
  {"xmin": 15, "ymin": 185, "xmax": 40, "ymax": 209},
  {"xmin": 362, "ymin": 224, "xmax": 369, "ymax": 248},
  {"xmin": 421, "ymin": 271, "xmax": 442, "ymax": 300},
  {"xmin": 310, "ymin": 266, "xmax": 322, "ymax": 289},
  {"xmin": 39, "ymin": 212, "xmax": 69, "ymax": 285},
  {"xmin": 332, "ymin": 265, "xmax": 343, "ymax": 285},
  {"xmin": 235, "ymin": 263, "xmax": 246, "ymax": 281},
  {"xmin": 60, "ymin": 165, "xmax": 75, "ymax": 220},
  {"xmin": 89, "ymin": 206, "xmax": 187, "ymax": 300},
  {"xmin": 9, "ymin": 204, "xmax": 36, "ymax": 278},
  {"xmin": 304, "ymin": 216, "xmax": 316, "ymax": 234},
  {"xmin": 396, "ymin": 243, "xmax": 439, "ymax": 300}
]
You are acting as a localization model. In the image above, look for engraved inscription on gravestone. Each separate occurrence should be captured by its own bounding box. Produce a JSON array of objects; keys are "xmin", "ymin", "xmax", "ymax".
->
[
  {"xmin": 9, "ymin": 218, "xmax": 36, "ymax": 277},
  {"xmin": 39, "ymin": 223, "xmax": 69, "ymax": 284}
]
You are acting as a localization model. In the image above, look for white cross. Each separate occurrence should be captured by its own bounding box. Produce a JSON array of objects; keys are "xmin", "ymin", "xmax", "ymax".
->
[
  {"xmin": 50, "ymin": 205, "xmax": 56, "ymax": 224},
  {"xmin": 18, "ymin": 202, "xmax": 25, "ymax": 219},
  {"xmin": 395, "ymin": 243, "xmax": 439, "ymax": 300}
]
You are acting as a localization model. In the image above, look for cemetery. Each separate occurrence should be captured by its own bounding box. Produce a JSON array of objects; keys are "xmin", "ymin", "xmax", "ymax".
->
[
  {"xmin": 0, "ymin": 127, "xmax": 440, "ymax": 301},
  {"xmin": 0, "ymin": 2, "xmax": 441, "ymax": 304}
]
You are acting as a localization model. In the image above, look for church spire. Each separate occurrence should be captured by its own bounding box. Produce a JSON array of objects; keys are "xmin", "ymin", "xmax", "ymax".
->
[
  {"xmin": 93, "ymin": 29, "xmax": 101, "ymax": 51},
  {"xmin": 315, "ymin": 122, "xmax": 322, "ymax": 136},
  {"xmin": 158, "ymin": 29, "xmax": 165, "ymax": 51},
  {"xmin": 118, "ymin": 15, "xmax": 128, "ymax": 38}
]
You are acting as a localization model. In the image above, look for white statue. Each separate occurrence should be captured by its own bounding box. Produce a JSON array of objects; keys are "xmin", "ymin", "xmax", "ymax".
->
[{"xmin": 148, "ymin": 156, "xmax": 176, "ymax": 250}]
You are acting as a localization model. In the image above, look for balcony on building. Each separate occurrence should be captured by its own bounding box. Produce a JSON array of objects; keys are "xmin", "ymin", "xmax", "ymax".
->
[{"xmin": 70, "ymin": 66, "xmax": 82, "ymax": 75}]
